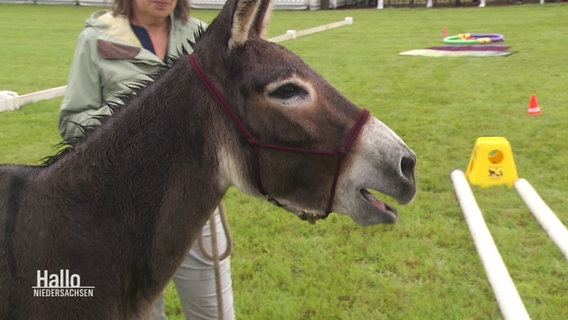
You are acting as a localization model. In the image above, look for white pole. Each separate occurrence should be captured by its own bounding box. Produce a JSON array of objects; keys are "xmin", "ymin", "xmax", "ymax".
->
[
  {"xmin": 17, "ymin": 85, "xmax": 67, "ymax": 107},
  {"xmin": 515, "ymin": 179, "xmax": 568, "ymax": 260},
  {"xmin": 451, "ymin": 170, "xmax": 531, "ymax": 320}
]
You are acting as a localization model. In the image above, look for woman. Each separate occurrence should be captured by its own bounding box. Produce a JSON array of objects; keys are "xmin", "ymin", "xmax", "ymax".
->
[{"xmin": 58, "ymin": 0, "xmax": 234, "ymax": 319}]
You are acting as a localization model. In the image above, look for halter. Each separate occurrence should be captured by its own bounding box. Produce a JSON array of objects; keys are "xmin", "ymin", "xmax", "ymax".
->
[{"xmin": 189, "ymin": 54, "xmax": 369, "ymax": 216}]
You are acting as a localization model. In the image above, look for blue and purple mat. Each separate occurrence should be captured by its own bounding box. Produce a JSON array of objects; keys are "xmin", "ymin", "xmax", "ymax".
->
[{"xmin": 399, "ymin": 44, "xmax": 517, "ymax": 57}]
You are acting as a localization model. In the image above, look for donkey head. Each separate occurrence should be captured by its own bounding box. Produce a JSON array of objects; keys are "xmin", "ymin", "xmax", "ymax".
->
[{"xmin": 191, "ymin": 0, "xmax": 416, "ymax": 226}]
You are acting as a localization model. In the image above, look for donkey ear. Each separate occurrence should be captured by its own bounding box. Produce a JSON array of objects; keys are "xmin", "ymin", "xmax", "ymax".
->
[
  {"xmin": 249, "ymin": 0, "xmax": 272, "ymax": 39},
  {"xmin": 228, "ymin": 0, "xmax": 272, "ymax": 49}
]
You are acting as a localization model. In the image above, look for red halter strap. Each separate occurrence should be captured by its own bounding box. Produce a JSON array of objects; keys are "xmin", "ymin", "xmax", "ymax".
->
[{"xmin": 189, "ymin": 54, "xmax": 369, "ymax": 215}]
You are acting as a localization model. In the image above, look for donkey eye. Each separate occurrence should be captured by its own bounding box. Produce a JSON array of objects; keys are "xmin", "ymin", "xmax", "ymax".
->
[{"xmin": 268, "ymin": 83, "xmax": 307, "ymax": 100}]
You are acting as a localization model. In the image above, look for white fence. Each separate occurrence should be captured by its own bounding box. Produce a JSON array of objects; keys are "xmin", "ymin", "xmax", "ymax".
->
[{"xmin": 0, "ymin": 17, "xmax": 353, "ymax": 111}]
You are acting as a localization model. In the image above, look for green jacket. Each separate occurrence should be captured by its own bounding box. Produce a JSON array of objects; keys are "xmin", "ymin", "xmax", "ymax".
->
[{"xmin": 58, "ymin": 10, "xmax": 205, "ymax": 140}]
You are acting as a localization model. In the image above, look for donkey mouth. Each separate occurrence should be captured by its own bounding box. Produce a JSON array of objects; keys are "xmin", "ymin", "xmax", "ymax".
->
[{"xmin": 359, "ymin": 189, "xmax": 398, "ymax": 223}]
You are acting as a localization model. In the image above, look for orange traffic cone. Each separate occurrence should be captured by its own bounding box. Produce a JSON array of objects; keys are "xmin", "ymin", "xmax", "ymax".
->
[
  {"xmin": 442, "ymin": 26, "xmax": 448, "ymax": 38},
  {"xmin": 527, "ymin": 94, "xmax": 542, "ymax": 115}
]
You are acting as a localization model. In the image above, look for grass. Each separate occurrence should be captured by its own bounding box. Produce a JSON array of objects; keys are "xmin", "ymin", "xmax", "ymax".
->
[{"xmin": 1, "ymin": 3, "xmax": 568, "ymax": 319}]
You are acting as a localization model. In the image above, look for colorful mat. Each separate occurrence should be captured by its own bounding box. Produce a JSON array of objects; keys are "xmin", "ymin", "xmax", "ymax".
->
[{"xmin": 399, "ymin": 44, "xmax": 517, "ymax": 57}]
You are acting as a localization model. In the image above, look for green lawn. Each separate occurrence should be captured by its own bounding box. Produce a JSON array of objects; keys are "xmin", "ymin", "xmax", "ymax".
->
[{"xmin": 1, "ymin": 3, "xmax": 567, "ymax": 319}]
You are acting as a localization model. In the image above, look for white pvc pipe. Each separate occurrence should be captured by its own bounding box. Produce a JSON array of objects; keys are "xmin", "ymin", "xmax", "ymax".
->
[
  {"xmin": 451, "ymin": 170, "xmax": 531, "ymax": 320},
  {"xmin": 267, "ymin": 30, "xmax": 296, "ymax": 43},
  {"xmin": 515, "ymin": 179, "xmax": 568, "ymax": 260},
  {"xmin": 269, "ymin": 18, "xmax": 352, "ymax": 42},
  {"xmin": 18, "ymin": 85, "xmax": 67, "ymax": 107},
  {"xmin": 294, "ymin": 17, "xmax": 353, "ymax": 38}
]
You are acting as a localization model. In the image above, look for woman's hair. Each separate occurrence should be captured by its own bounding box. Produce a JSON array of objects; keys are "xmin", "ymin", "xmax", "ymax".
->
[{"xmin": 113, "ymin": 0, "xmax": 189, "ymax": 22}]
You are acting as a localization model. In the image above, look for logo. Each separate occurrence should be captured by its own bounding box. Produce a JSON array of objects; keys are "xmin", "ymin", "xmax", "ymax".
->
[{"xmin": 32, "ymin": 269, "xmax": 94, "ymax": 298}]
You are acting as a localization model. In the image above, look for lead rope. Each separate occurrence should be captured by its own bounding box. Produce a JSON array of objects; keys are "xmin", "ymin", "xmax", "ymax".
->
[{"xmin": 197, "ymin": 202, "xmax": 232, "ymax": 320}]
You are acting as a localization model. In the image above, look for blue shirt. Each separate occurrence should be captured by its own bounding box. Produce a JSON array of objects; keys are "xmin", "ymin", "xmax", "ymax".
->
[{"xmin": 131, "ymin": 23, "xmax": 168, "ymax": 61}]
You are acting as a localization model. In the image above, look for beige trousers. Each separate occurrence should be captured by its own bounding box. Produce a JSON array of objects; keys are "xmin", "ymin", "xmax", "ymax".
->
[{"xmin": 151, "ymin": 209, "xmax": 234, "ymax": 320}]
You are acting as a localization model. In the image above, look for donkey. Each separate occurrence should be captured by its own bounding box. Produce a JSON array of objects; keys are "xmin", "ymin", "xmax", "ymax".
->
[{"xmin": 0, "ymin": 0, "xmax": 416, "ymax": 318}]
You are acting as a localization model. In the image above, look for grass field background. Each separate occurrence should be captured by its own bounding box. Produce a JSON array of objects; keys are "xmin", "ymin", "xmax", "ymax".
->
[{"xmin": 1, "ymin": 3, "xmax": 567, "ymax": 319}]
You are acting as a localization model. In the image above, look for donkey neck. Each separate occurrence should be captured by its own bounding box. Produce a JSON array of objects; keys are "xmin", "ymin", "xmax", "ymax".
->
[{"xmin": 44, "ymin": 60, "xmax": 228, "ymax": 314}]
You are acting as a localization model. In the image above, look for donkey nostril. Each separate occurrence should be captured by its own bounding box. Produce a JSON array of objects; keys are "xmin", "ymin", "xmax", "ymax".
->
[{"xmin": 400, "ymin": 154, "xmax": 416, "ymax": 181}]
